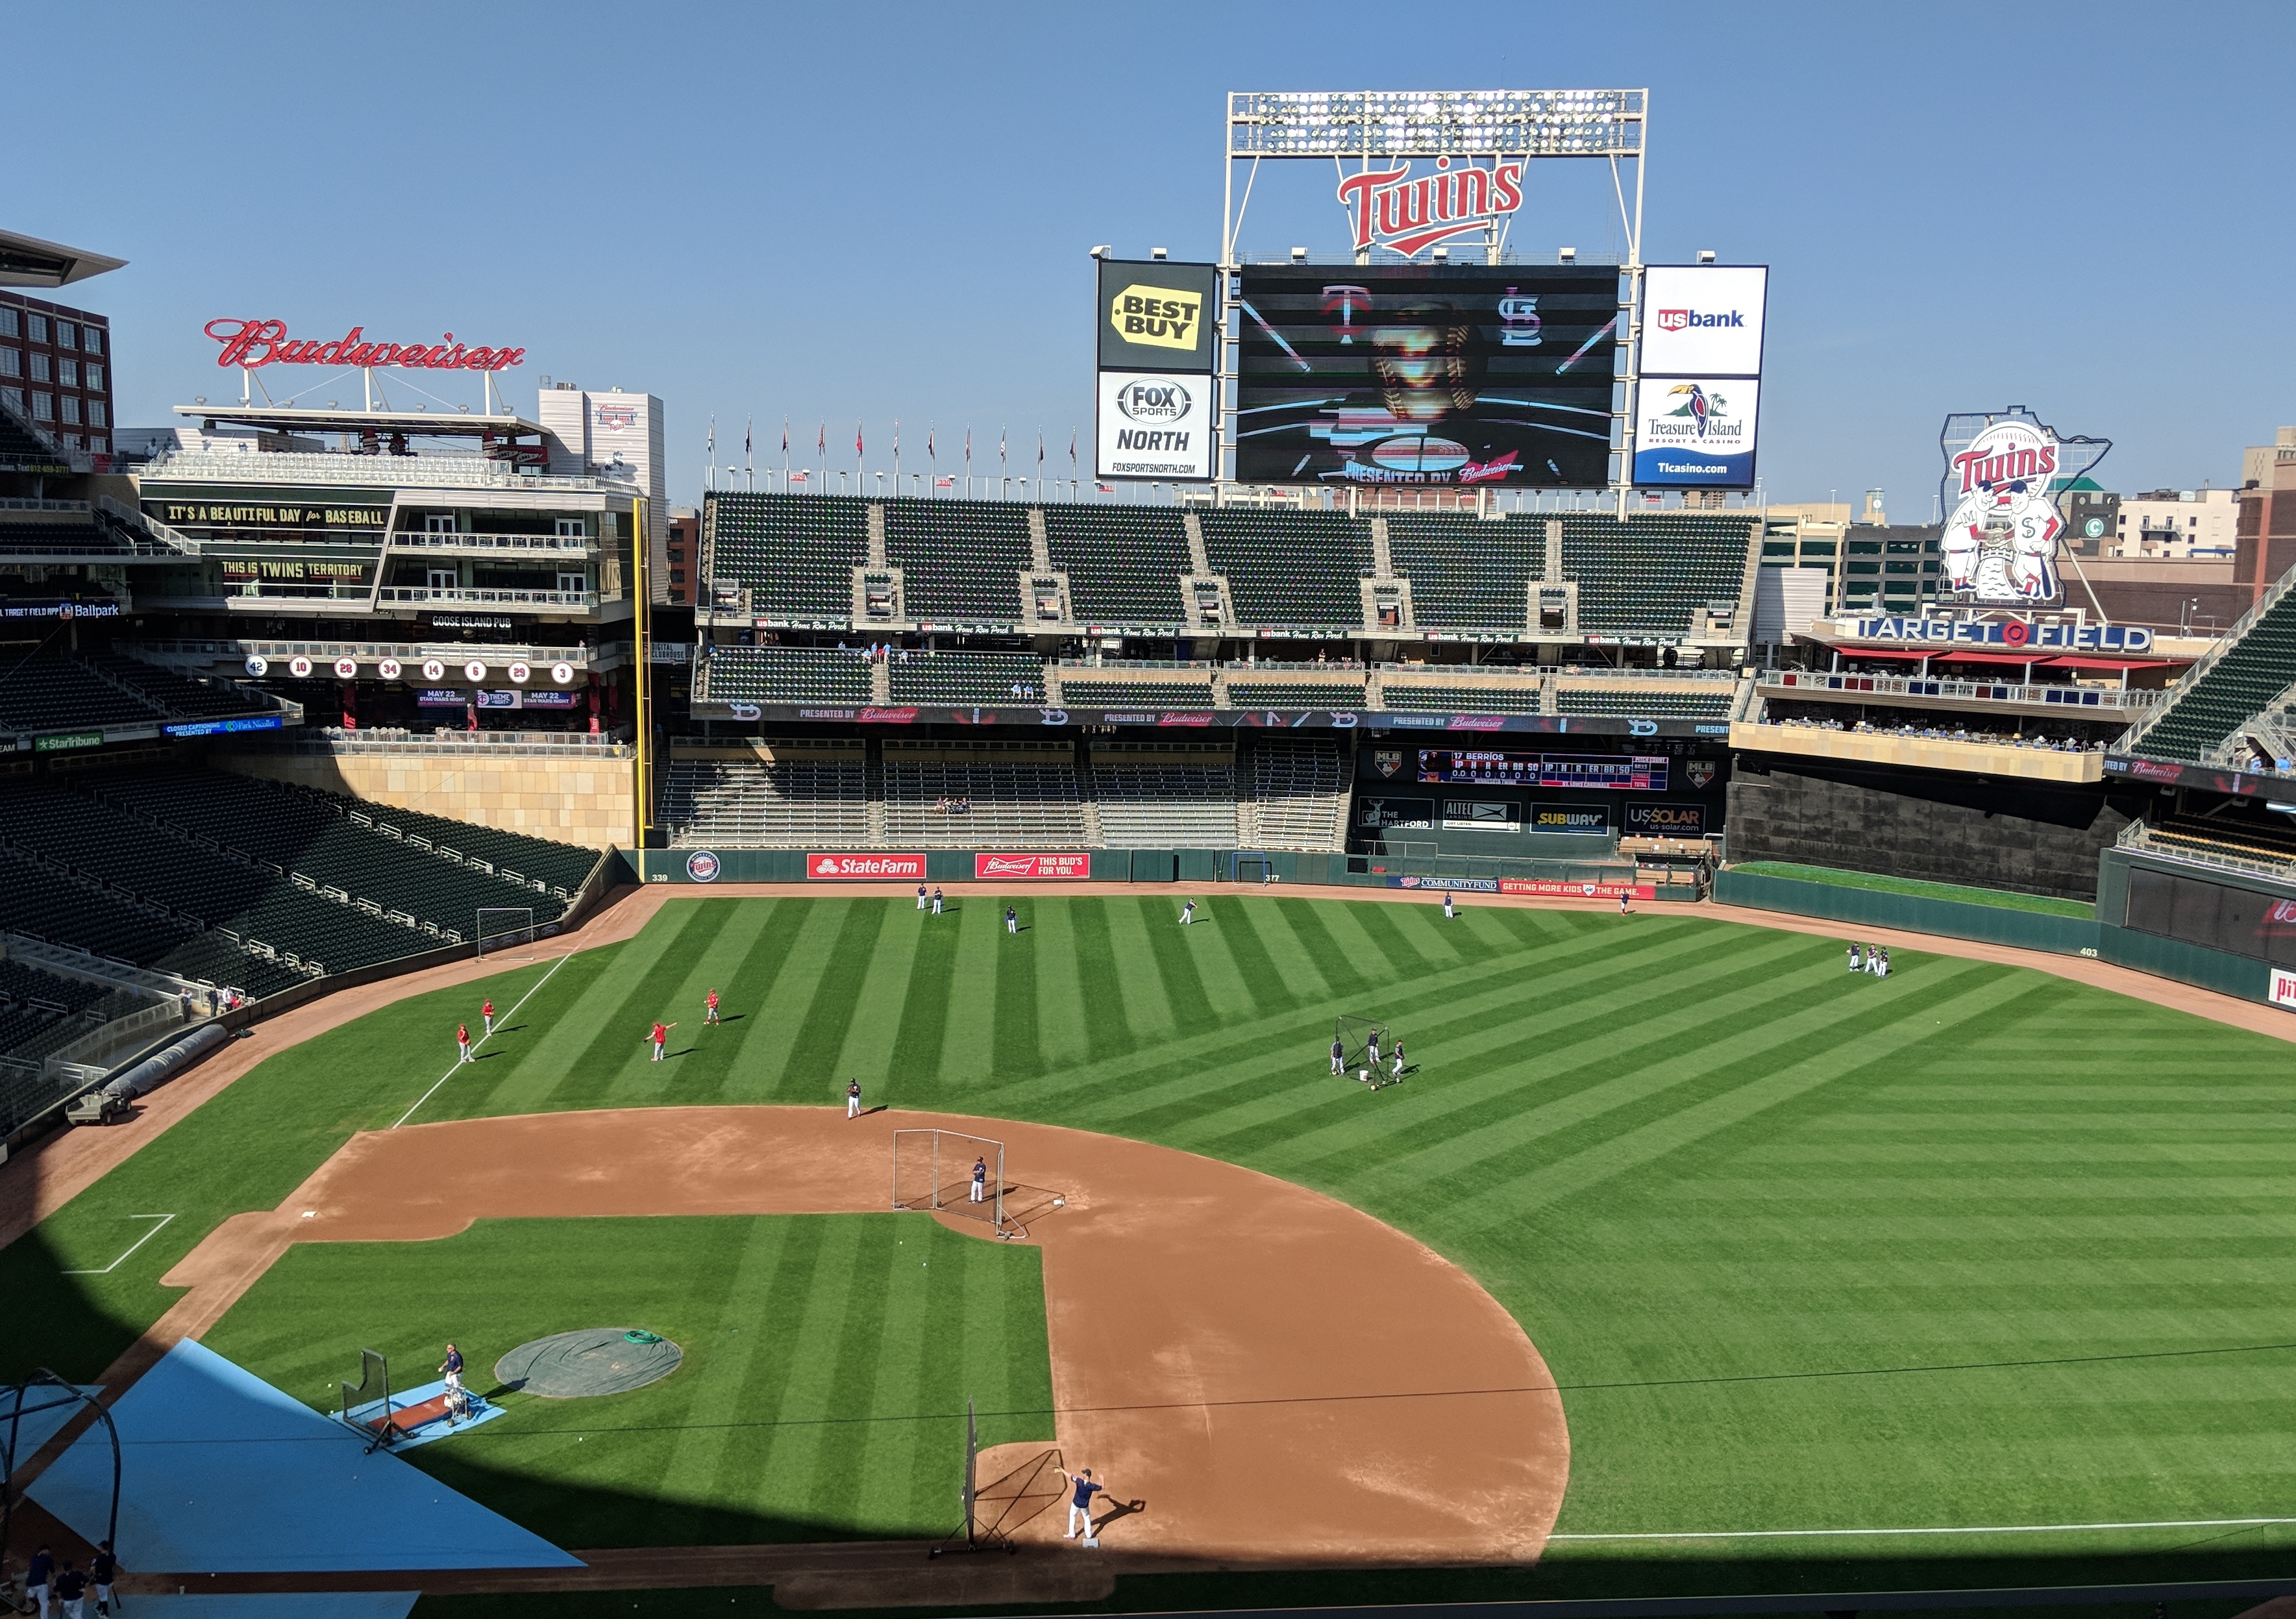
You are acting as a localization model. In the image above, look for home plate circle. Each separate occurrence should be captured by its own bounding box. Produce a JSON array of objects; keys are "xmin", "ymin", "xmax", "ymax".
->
[{"xmin": 495, "ymin": 1328, "xmax": 683, "ymax": 1397}]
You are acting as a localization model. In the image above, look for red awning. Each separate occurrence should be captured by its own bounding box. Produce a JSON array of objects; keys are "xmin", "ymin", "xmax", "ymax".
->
[
  {"xmin": 1931, "ymin": 649, "xmax": 2053, "ymax": 663},
  {"xmin": 2041, "ymin": 654, "xmax": 2190, "ymax": 671},
  {"xmin": 1836, "ymin": 647, "xmax": 1936, "ymax": 661}
]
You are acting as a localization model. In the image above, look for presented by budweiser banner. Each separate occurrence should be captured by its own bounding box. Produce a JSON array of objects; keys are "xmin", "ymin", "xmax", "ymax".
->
[
  {"xmin": 1499, "ymin": 878, "xmax": 1655, "ymax": 900},
  {"xmin": 974, "ymin": 852, "xmax": 1091, "ymax": 880},
  {"xmin": 806, "ymin": 853, "xmax": 926, "ymax": 880}
]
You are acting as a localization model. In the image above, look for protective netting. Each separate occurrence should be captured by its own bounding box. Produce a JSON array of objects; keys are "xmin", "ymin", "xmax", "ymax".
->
[{"xmin": 494, "ymin": 1327, "xmax": 683, "ymax": 1398}]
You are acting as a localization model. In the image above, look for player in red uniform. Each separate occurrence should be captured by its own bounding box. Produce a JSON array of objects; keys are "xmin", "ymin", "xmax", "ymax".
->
[{"xmin": 705, "ymin": 988, "xmax": 721, "ymax": 1024}]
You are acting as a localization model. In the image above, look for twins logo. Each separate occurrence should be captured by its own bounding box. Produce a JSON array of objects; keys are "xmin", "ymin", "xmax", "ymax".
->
[
  {"xmin": 685, "ymin": 850, "xmax": 721, "ymax": 883},
  {"xmin": 1936, "ymin": 409, "xmax": 2112, "ymax": 606}
]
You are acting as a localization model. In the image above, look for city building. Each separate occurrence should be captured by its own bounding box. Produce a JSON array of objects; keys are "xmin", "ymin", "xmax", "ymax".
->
[
  {"xmin": 2112, "ymin": 487, "xmax": 2237, "ymax": 558},
  {"xmin": 1, "ymin": 226, "xmax": 127, "ymax": 474},
  {"xmin": 665, "ymin": 506, "xmax": 698, "ymax": 606},
  {"xmin": 2237, "ymin": 426, "xmax": 2296, "ymax": 610}
]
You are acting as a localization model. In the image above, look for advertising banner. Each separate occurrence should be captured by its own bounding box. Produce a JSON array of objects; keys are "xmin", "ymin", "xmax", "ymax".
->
[
  {"xmin": 1235, "ymin": 264, "xmax": 1618, "ymax": 488},
  {"xmin": 1531, "ymin": 803, "xmax": 1610, "ymax": 834},
  {"xmin": 1097, "ymin": 259, "xmax": 1219, "ymax": 374},
  {"xmin": 161, "ymin": 715, "xmax": 282, "ymax": 737},
  {"xmin": 1096, "ymin": 370, "xmax": 1216, "ymax": 482},
  {"xmin": 1418, "ymin": 750, "xmax": 1669, "ymax": 790},
  {"xmin": 1386, "ymin": 874, "xmax": 1500, "ymax": 893},
  {"xmin": 1633, "ymin": 377, "xmax": 1759, "ymax": 488},
  {"xmin": 1499, "ymin": 878, "xmax": 1656, "ymax": 900},
  {"xmin": 974, "ymin": 852, "xmax": 1091, "ymax": 880},
  {"xmin": 807, "ymin": 853, "xmax": 926, "ymax": 880},
  {"xmin": 1637, "ymin": 266, "xmax": 1768, "ymax": 375},
  {"xmin": 1623, "ymin": 802, "xmax": 1709, "ymax": 837},
  {"xmin": 416, "ymin": 688, "xmax": 465, "ymax": 708},
  {"xmin": 1357, "ymin": 797, "xmax": 1435, "ymax": 830},
  {"xmin": 2272, "ymin": 968, "xmax": 2296, "ymax": 1012},
  {"xmin": 32, "ymin": 732, "xmax": 104, "ymax": 752},
  {"xmin": 1441, "ymin": 799, "xmax": 1522, "ymax": 832},
  {"xmin": 1936, "ymin": 408, "xmax": 2112, "ymax": 606}
]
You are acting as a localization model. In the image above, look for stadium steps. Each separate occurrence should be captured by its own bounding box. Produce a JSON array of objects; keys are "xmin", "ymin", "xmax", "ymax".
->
[
  {"xmin": 2118, "ymin": 568, "xmax": 2296, "ymax": 764},
  {"xmin": 1245, "ymin": 738, "xmax": 1348, "ymax": 852},
  {"xmin": 661, "ymin": 753, "xmax": 869, "ymax": 848}
]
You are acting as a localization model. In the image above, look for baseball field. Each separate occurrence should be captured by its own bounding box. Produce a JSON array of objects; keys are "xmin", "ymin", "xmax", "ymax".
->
[{"xmin": 11, "ymin": 888, "xmax": 2296, "ymax": 1613}]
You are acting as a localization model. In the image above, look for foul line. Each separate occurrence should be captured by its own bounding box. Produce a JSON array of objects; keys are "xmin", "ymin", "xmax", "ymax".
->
[
  {"xmin": 60, "ymin": 1213, "xmax": 176, "ymax": 1276},
  {"xmin": 391, "ymin": 952, "xmax": 571, "ymax": 1130},
  {"xmin": 1548, "ymin": 1517, "xmax": 2296, "ymax": 1542}
]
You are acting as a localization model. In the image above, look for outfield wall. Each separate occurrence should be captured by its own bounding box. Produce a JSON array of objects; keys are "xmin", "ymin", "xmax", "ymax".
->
[
  {"xmin": 632, "ymin": 846, "xmax": 1649, "ymax": 891},
  {"xmin": 2092, "ymin": 846, "xmax": 2296, "ymax": 1010},
  {"xmin": 1712, "ymin": 867, "xmax": 2100, "ymax": 955},
  {"xmin": 214, "ymin": 745, "xmax": 637, "ymax": 848}
]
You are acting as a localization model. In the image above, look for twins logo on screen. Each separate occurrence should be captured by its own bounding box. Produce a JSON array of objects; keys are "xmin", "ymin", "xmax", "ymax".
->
[{"xmin": 1936, "ymin": 410, "xmax": 2112, "ymax": 606}]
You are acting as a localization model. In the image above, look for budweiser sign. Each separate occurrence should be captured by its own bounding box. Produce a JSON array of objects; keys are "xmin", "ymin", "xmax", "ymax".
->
[
  {"xmin": 203, "ymin": 319, "xmax": 526, "ymax": 372},
  {"xmin": 974, "ymin": 853, "xmax": 1090, "ymax": 880},
  {"xmin": 1336, "ymin": 158, "xmax": 1525, "ymax": 258}
]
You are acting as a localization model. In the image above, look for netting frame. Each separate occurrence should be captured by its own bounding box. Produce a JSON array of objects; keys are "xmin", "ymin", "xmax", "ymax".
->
[
  {"xmin": 476, "ymin": 906, "xmax": 537, "ymax": 961},
  {"xmin": 893, "ymin": 1128, "xmax": 1009, "ymax": 1235},
  {"xmin": 1334, "ymin": 1014, "xmax": 1390, "ymax": 1075},
  {"xmin": 340, "ymin": 1348, "xmax": 393, "ymax": 1453}
]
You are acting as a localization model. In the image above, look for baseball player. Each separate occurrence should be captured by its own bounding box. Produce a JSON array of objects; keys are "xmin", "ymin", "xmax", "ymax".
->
[
  {"xmin": 26, "ymin": 1544, "xmax": 51, "ymax": 1619},
  {"xmin": 931, "ymin": 887, "xmax": 944, "ymax": 915},
  {"xmin": 1006, "ymin": 905, "xmax": 1018, "ymax": 935},
  {"xmin": 441, "ymin": 1341, "xmax": 467, "ymax": 1423},
  {"xmin": 456, "ymin": 1022, "xmax": 473, "ymax": 1064},
  {"xmin": 89, "ymin": 1543, "xmax": 114, "ymax": 1618},
  {"xmin": 1180, "ymin": 898, "xmax": 1196, "ymax": 925},
  {"xmin": 1365, "ymin": 1028, "xmax": 1381, "ymax": 1068},
  {"xmin": 917, "ymin": 883, "xmax": 930, "ymax": 910},
  {"xmin": 53, "ymin": 1563, "xmax": 82, "ymax": 1619},
  {"xmin": 970, "ymin": 1156, "xmax": 988, "ymax": 1203},
  {"xmin": 1442, "ymin": 891, "xmax": 1455, "ymax": 921},
  {"xmin": 649, "ymin": 1020, "xmax": 674, "ymax": 1061},
  {"xmin": 1390, "ymin": 1038, "xmax": 1405, "ymax": 1080},
  {"xmin": 1866, "ymin": 942, "xmax": 1883, "ymax": 976},
  {"xmin": 1058, "ymin": 1465, "xmax": 1107, "ymax": 1540},
  {"xmin": 1618, "ymin": 889, "xmax": 1631, "ymax": 916},
  {"xmin": 1330, "ymin": 1036, "xmax": 1345, "ymax": 1075},
  {"xmin": 705, "ymin": 987, "xmax": 721, "ymax": 1024},
  {"xmin": 1847, "ymin": 943, "xmax": 1862, "ymax": 973},
  {"xmin": 847, "ymin": 1078, "xmax": 863, "ymax": 1118},
  {"xmin": 481, "ymin": 997, "xmax": 495, "ymax": 1036}
]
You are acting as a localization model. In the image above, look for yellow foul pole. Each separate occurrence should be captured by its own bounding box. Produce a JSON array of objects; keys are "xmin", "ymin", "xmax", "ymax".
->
[{"xmin": 632, "ymin": 496, "xmax": 650, "ymax": 858}]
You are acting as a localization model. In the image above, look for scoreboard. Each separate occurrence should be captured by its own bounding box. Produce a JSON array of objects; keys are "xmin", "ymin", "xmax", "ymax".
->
[{"xmin": 1416, "ymin": 750, "xmax": 1669, "ymax": 791}]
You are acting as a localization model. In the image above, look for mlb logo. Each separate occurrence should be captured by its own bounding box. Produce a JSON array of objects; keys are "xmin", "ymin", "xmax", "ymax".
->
[
  {"xmin": 1655, "ymin": 309, "xmax": 1688, "ymax": 331},
  {"xmin": 1374, "ymin": 750, "xmax": 1403, "ymax": 778}
]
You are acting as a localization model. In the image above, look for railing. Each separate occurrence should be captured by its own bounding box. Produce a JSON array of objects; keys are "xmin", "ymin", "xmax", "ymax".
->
[
  {"xmin": 388, "ymin": 531, "xmax": 597, "ymax": 553},
  {"xmin": 1740, "ymin": 717, "xmax": 2108, "ymax": 753},
  {"xmin": 41, "ymin": 1000, "xmax": 188, "ymax": 1071},
  {"xmin": 2, "ymin": 932, "xmax": 211, "ymax": 999},
  {"xmin": 261, "ymin": 728, "xmax": 634, "ymax": 758},
  {"xmin": 1761, "ymin": 670, "xmax": 2160, "ymax": 711},
  {"xmin": 2117, "ymin": 558, "xmax": 2296, "ymax": 755},
  {"xmin": 95, "ymin": 494, "xmax": 202, "ymax": 554},
  {"xmin": 376, "ymin": 587, "xmax": 599, "ymax": 610},
  {"xmin": 123, "ymin": 637, "xmax": 609, "ymax": 669},
  {"xmin": 138, "ymin": 450, "xmax": 613, "ymax": 493},
  {"xmin": 2118, "ymin": 817, "xmax": 2296, "ymax": 883}
]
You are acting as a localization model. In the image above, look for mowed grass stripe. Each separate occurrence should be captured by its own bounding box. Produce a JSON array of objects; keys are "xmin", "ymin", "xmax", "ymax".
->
[
  {"xmin": 1067, "ymin": 899, "xmax": 1135, "ymax": 1063},
  {"xmin": 992, "ymin": 906, "xmax": 1043, "ymax": 1081},
  {"xmin": 783, "ymin": 902, "xmax": 893, "ymax": 1100}
]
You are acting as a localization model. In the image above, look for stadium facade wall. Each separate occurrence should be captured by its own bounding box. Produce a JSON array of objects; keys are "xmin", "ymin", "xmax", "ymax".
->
[
  {"xmin": 632, "ymin": 846, "xmax": 1640, "ymax": 890},
  {"xmin": 213, "ymin": 748, "xmax": 637, "ymax": 848},
  {"xmin": 1725, "ymin": 753, "xmax": 2143, "ymax": 902},
  {"xmin": 2092, "ymin": 846, "xmax": 2296, "ymax": 1009},
  {"xmin": 1712, "ymin": 867, "xmax": 2097, "ymax": 955}
]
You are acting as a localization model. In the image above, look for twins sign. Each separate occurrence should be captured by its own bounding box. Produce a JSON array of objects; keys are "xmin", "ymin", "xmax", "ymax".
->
[{"xmin": 1936, "ymin": 408, "xmax": 2112, "ymax": 605}]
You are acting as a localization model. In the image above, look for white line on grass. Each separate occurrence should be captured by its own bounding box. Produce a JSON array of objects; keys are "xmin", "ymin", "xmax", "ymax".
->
[
  {"xmin": 60, "ymin": 1213, "xmax": 176, "ymax": 1275},
  {"xmin": 1548, "ymin": 1516, "xmax": 2296, "ymax": 1542},
  {"xmin": 391, "ymin": 952, "xmax": 571, "ymax": 1130}
]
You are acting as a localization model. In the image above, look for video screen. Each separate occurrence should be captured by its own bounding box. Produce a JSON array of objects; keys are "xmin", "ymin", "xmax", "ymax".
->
[
  {"xmin": 1418, "ymin": 750, "xmax": 1668, "ymax": 791},
  {"xmin": 1235, "ymin": 264, "xmax": 1618, "ymax": 488}
]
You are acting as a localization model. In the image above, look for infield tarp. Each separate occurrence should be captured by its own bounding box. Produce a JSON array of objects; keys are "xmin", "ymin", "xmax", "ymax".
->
[{"xmin": 31, "ymin": 1340, "xmax": 581, "ymax": 1573}]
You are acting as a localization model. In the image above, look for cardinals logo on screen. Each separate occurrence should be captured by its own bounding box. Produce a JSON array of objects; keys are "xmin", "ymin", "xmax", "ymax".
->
[{"xmin": 1936, "ymin": 409, "xmax": 2112, "ymax": 606}]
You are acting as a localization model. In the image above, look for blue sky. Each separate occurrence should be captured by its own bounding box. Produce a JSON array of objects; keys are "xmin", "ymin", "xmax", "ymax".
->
[{"xmin": 12, "ymin": 1, "xmax": 2290, "ymax": 512}]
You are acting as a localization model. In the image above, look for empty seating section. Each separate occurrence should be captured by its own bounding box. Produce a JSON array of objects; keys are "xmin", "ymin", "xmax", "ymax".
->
[
  {"xmin": 1092, "ymin": 756, "xmax": 1239, "ymax": 847},
  {"xmin": 882, "ymin": 749, "xmax": 1089, "ymax": 848},
  {"xmin": 661, "ymin": 754, "xmax": 868, "ymax": 848},
  {"xmin": 1557, "ymin": 513, "xmax": 1755, "ymax": 636},
  {"xmin": 883, "ymin": 499, "xmax": 1031, "ymax": 624},
  {"xmin": 1059, "ymin": 680, "xmax": 1215, "ymax": 709},
  {"xmin": 1247, "ymin": 739, "xmax": 1348, "ymax": 850},
  {"xmin": 1043, "ymin": 508, "xmax": 1192, "ymax": 624},
  {"xmin": 1383, "ymin": 684, "xmax": 1546, "ymax": 713},
  {"xmin": 2129, "ymin": 590, "xmax": 2296, "ymax": 762},
  {"xmin": 84, "ymin": 652, "xmax": 270, "ymax": 718},
  {"xmin": 0, "ymin": 959, "xmax": 119, "ymax": 1063},
  {"xmin": 704, "ymin": 646, "xmax": 871, "ymax": 705},
  {"xmin": 1555, "ymin": 687, "xmax": 1732, "ymax": 717},
  {"xmin": 1197, "ymin": 510, "xmax": 1372, "ymax": 627},
  {"xmin": 887, "ymin": 650, "xmax": 1046, "ymax": 704},
  {"xmin": 708, "ymin": 493, "xmax": 869, "ymax": 615},
  {"xmin": 1385, "ymin": 515, "xmax": 1540, "ymax": 628},
  {"xmin": 0, "ymin": 844, "xmax": 295, "ymax": 996},
  {"xmin": 2145, "ymin": 815, "xmax": 2296, "ymax": 867},
  {"xmin": 92, "ymin": 769, "xmax": 565, "ymax": 932},
  {"xmin": 1225, "ymin": 682, "xmax": 1366, "ymax": 709},
  {"xmin": 328, "ymin": 802, "xmax": 599, "ymax": 895},
  {"xmin": 0, "ymin": 652, "xmax": 156, "ymax": 732},
  {"xmin": 0, "ymin": 520, "xmax": 126, "ymax": 554}
]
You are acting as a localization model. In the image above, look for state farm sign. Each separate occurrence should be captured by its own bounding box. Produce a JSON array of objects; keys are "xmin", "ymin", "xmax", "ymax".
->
[
  {"xmin": 974, "ymin": 852, "xmax": 1091, "ymax": 880},
  {"xmin": 203, "ymin": 319, "xmax": 526, "ymax": 372},
  {"xmin": 806, "ymin": 852, "xmax": 926, "ymax": 880}
]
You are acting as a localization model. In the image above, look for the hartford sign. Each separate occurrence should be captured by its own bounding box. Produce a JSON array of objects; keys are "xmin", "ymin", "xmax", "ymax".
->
[
  {"xmin": 1335, "ymin": 158, "xmax": 1525, "ymax": 258},
  {"xmin": 1846, "ymin": 615, "xmax": 2154, "ymax": 653},
  {"xmin": 204, "ymin": 318, "xmax": 526, "ymax": 372}
]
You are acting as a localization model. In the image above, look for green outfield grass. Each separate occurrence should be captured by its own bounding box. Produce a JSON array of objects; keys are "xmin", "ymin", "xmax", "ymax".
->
[
  {"xmin": 14, "ymin": 891, "xmax": 2296, "ymax": 1602},
  {"xmin": 1731, "ymin": 860, "xmax": 2098, "ymax": 916},
  {"xmin": 201, "ymin": 1215, "xmax": 1053, "ymax": 1547}
]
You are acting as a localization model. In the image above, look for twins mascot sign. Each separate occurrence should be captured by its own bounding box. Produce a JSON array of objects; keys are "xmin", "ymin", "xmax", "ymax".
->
[{"xmin": 1937, "ymin": 408, "xmax": 2111, "ymax": 605}]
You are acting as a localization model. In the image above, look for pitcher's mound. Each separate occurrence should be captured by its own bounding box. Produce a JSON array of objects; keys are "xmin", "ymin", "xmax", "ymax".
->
[{"xmin": 495, "ymin": 1328, "xmax": 682, "ymax": 1398}]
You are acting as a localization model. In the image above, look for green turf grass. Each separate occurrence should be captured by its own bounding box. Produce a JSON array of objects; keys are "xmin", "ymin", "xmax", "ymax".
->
[
  {"xmin": 16, "ymin": 894, "xmax": 2296, "ymax": 1600},
  {"xmin": 1731, "ymin": 860, "xmax": 2097, "ymax": 916},
  {"xmin": 201, "ymin": 1214, "xmax": 1053, "ymax": 1546}
]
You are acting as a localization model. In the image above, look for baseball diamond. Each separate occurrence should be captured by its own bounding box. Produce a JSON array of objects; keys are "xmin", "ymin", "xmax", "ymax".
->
[{"xmin": 8, "ymin": 884, "xmax": 2296, "ymax": 1615}]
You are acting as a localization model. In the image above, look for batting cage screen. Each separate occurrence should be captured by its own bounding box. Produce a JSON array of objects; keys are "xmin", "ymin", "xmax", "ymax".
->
[
  {"xmin": 476, "ymin": 907, "xmax": 537, "ymax": 960},
  {"xmin": 893, "ymin": 1128, "xmax": 1009, "ymax": 1233},
  {"xmin": 1335, "ymin": 1015, "xmax": 1390, "ymax": 1074},
  {"xmin": 339, "ymin": 1348, "xmax": 393, "ymax": 1451}
]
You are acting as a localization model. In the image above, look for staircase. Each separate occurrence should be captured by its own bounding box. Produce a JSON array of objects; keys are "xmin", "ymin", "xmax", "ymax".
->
[{"xmin": 2118, "ymin": 563, "xmax": 2296, "ymax": 764}]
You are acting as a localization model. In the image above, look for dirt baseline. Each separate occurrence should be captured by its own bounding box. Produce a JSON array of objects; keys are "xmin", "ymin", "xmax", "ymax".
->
[{"xmin": 160, "ymin": 1106, "xmax": 1568, "ymax": 1571}]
